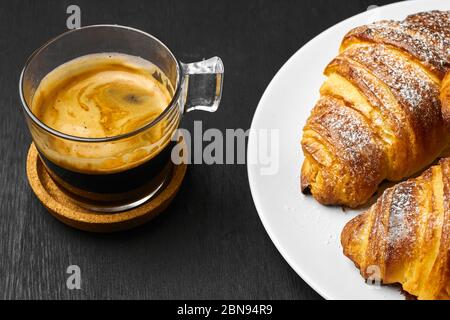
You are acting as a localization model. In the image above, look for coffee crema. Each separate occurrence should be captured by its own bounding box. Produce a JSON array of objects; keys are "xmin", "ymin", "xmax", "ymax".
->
[
  {"xmin": 32, "ymin": 53, "xmax": 172, "ymax": 138},
  {"xmin": 31, "ymin": 53, "xmax": 177, "ymax": 174}
]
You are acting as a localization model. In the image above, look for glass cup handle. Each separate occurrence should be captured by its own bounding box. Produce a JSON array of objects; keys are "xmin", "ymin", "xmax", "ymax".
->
[{"xmin": 180, "ymin": 57, "xmax": 224, "ymax": 113}]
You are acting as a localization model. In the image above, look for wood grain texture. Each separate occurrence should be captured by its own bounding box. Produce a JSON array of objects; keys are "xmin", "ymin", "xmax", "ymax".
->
[{"xmin": 0, "ymin": 0, "xmax": 395, "ymax": 300}]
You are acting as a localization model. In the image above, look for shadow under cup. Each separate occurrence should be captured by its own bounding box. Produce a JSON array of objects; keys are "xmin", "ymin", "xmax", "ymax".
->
[{"xmin": 19, "ymin": 25, "xmax": 224, "ymax": 212}]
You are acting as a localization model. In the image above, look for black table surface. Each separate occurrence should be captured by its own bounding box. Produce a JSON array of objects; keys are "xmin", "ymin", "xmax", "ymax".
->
[{"xmin": 0, "ymin": 0, "xmax": 397, "ymax": 300}]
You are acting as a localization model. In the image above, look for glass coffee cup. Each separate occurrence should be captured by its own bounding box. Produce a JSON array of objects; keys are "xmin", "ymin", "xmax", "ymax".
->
[{"xmin": 19, "ymin": 25, "xmax": 224, "ymax": 212}]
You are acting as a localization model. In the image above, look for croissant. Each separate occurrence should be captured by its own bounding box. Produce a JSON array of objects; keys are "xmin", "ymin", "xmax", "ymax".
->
[
  {"xmin": 301, "ymin": 11, "xmax": 450, "ymax": 208},
  {"xmin": 341, "ymin": 157, "xmax": 450, "ymax": 300}
]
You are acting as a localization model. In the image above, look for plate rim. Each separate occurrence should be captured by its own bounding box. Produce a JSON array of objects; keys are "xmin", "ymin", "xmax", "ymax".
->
[{"xmin": 247, "ymin": 0, "xmax": 447, "ymax": 300}]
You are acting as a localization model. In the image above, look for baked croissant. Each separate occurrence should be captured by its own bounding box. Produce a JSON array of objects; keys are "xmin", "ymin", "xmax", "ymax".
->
[
  {"xmin": 301, "ymin": 11, "xmax": 450, "ymax": 208},
  {"xmin": 341, "ymin": 157, "xmax": 450, "ymax": 300}
]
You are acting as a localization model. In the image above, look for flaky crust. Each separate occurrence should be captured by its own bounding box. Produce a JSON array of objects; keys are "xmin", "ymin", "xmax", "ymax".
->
[
  {"xmin": 442, "ymin": 72, "xmax": 450, "ymax": 124},
  {"xmin": 301, "ymin": 11, "xmax": 450, "ymax": 207},
  {"xmin": 341, "ymin": 158, "xmax": 450, "ymax": 300}
]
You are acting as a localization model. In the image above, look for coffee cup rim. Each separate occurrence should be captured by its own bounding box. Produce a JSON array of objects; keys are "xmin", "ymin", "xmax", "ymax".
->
[{"xmin": 19, "ymin": 24, "xmax": 183, "ymax": 143}]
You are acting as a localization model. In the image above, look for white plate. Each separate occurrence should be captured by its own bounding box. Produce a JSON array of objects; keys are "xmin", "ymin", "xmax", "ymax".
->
[{"xmin": 247, "ymin": 0, "xmax": 450, "ymax": 300}]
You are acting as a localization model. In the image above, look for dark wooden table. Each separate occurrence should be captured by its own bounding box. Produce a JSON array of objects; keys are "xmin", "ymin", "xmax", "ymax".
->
[{"xmin": 0, "ymin": 0, "xmax": 396, "ymax": 299}]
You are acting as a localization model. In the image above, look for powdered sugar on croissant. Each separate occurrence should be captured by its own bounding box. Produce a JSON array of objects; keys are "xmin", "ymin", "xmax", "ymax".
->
[
  {"xmin": 301, "ymin": 10, "xmax": 450, "ymax": 207},
  {"xmin": 341, "ymin": 157, "xmax": 450, "ymax": 300}
]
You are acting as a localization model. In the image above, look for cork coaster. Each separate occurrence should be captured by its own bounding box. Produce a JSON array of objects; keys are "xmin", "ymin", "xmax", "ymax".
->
[{"xmin": 26, "ymin": 143, "xmax": 187, "ymax": 232}]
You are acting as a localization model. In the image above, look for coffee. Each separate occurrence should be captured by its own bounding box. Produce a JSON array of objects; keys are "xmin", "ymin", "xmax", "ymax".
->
[
  {"xmin": 30, "ymin": 53, "xmax": 178, "ymax": 203},
  {"xmin": 32, "ymin": 53, "xmax": 172, "ymax": 139}
]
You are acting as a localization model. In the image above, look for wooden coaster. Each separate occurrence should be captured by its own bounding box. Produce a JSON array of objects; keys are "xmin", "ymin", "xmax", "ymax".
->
[{"xmin": 26, "ymin": 143, "xmax": 187, "ymax": 232}]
